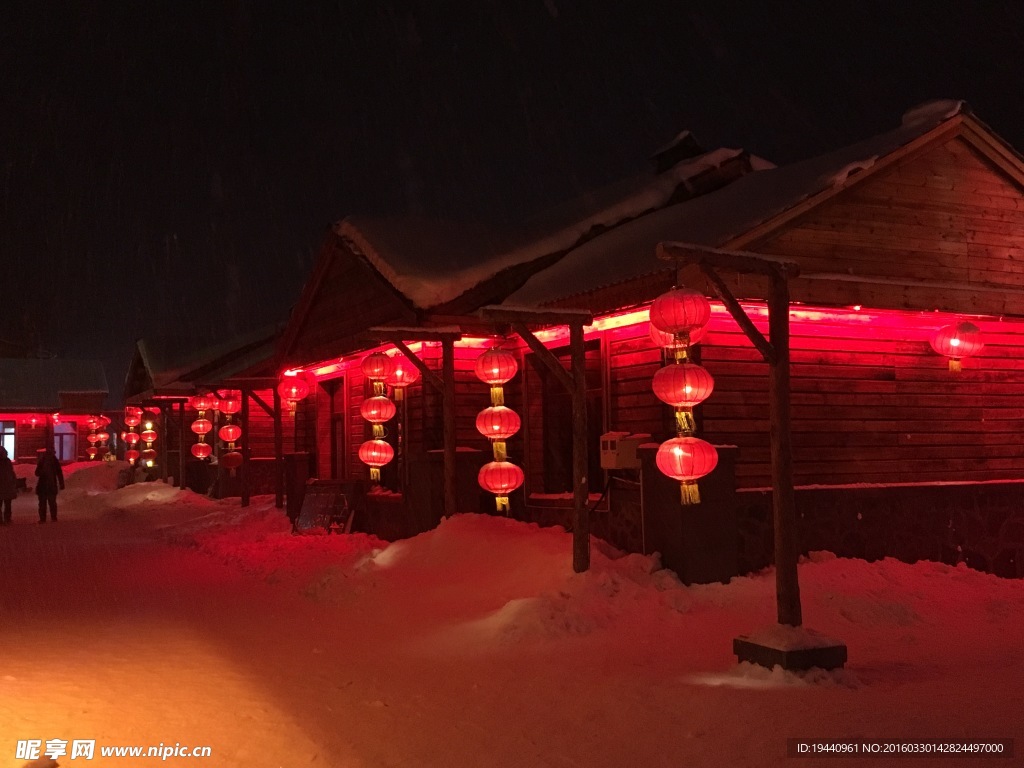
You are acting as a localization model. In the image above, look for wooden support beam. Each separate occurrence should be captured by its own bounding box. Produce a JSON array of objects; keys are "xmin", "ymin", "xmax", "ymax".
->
[
  {"xmin": 569, "ymin": 321, "xmax": 590, "ymax": 573},
  {"xmin": 512, "ymin": 322, "xmax": 575, "ymax": 394},
  {"xmin": 177, "ymin": 401, "xmax": 185, "ymax": 489},
  {"xmin": 391, "ymin": 339, "xmax": 444, "ymax": 393},
  {"xmin": 657, "ymin": 242, "xmax": 801, "ymax": 279},
  {"xmin": 241, "ymin": 388, "xmax": 250, "ymax": 508},
  {"xmin": 249, "ymin": 390, "xmax": 275, "ymax": 418},
  {"xmin": 441, "ymin": 337, "xmax": 457, "ymax": 519},
  {"xmin": 479, "ymin": 305, "xmax": 593, "ymax": 328},
  {"xmin": 700, "ymin": 263, "xmax": 776, "ymax": 365},
  {"xmin": 273, "ymin": 386, "xmax": 284, "ymax": 510}
]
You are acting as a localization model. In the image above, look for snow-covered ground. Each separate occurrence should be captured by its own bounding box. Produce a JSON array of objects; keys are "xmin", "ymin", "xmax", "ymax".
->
[{"xmin": 1, "ymin": 461, "xmax": 1022, "ymax": 767}]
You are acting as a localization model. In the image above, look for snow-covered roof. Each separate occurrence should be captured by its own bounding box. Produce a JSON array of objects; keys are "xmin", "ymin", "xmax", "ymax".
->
[
  {"xmin": 505, "ymin": 100, "xmax": 968, "ymax": 307},
  {"xmin": 339, "ymin": 147, "xmax": 753, "ymax": 310}
]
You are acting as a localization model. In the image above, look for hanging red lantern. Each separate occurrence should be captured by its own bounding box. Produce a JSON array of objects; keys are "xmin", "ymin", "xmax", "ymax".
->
[
  {"xmin": 359, "ymin": 439, "xmax": 394, "ymax": 481},
  {"xmin": 475, "ymin": 348, "xmax": 518, "ymax": 385},
  {"xmin": 930, "ymin": 321, "xmax": 984, "ymax": 372},
  {"xmin": 220, "ymin": 450, "xmax": 243, "ymax": 470},
  {"xmin": 361, "ymin": 351, "xmax": 395, "ymax": 382},
  {"xmin": 125, "ymin": 432, "xmax": 141, "ymax": 446},
  {"xmin": 126, "ymin": 448, "xmax": 141, "ymax": 465},
  {"xmin": 385, "ymin": 356, "xmax": 420, "ymax": 388},
  {"xmin": 656, "ymin": 437, "xmax": 718, "ymax": 505},
  {"xmin": 86, "ymin": 446, "xmax": 98, "ymax": 460},
  {"xmin": 140, "ymin": 448, "xmax": 158, "ymax": 464},
  {"xmin": 475, "ymin": 407, "xmax": 521, "ymax": 440},
  {"xmin": 190, "ymin": 442, "xmax": 212, "ymax": 460},
  {"xmin": 141, "ymin": 429, "xmax": 158, "ymax": 444},
  {"xmin": 277, "ymin": 376, "xmax": 310, "ymax": 402},
  {"xmin": 652, "ymin": 363, "xmax": 715, "ymax": 408},
  {"xmin": 360, "ymin": 396, "xmax": 397, "ymax": 424},
  {"xmin": 478, "ymin": 460, "xmax": 525, "ymax": 513},
  {"xmin": 87, "ymin": 433, "xmax": 99, "ymax": 445},
  {"xmin": 86, "ymin": 417, "xmax": 98, "ymax": 430},
  {"xmin": 650, "ymin": 288, "xmax": 711, "ymax": 337},
  {"xmin": 218, "ymin": 424, "xmax": 242, "ymax": 443},
  {"xmin": 218, "ymin": 392, "xmax": 242, "ymax": 415},
  {"xmin": 190, "ymin": 419, "xmax": 212, "ymax": 436},
  {"xmin": 96, "ymin": 431, "xmax": 110, "ymax": 444},
  {"xmin": 125, "ymin": 406, "xmax": 143, "ymax": 418},
  {"xmin": 124, "ymin": 414, "xmax": 141, "ymax": 428}
]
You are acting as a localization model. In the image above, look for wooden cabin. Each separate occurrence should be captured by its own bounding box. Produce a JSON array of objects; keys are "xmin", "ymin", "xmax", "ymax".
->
[
  {"xmin": 277, "ymin": 100, "xmax": 1024, "ymax": 578},
  {"xmin": 0, "ymin": 357, "xmax": 108, "ymax": 463}
]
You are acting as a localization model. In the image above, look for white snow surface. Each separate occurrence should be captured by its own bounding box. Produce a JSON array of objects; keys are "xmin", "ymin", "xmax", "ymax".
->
[{"xmin": 2, "ymin": 459, "xmax": 1022, "ymax": 767}]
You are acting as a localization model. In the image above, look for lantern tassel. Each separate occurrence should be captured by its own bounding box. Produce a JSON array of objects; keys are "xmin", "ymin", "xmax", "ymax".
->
[
  {"xmin": 492, "ymin": 440, "xmax": 507, "ymax": 461},
  {"xmin": 674, "ymin": 408, "xmax": 695, "ymax": 436},
  {"xmin": 370, "ymin": 467, "xmax": 381, "ymax": 482},
  {"xmin": 372, "ymin": 424, "xmax": 385, "ymax": 439},
  {"xmin": 373, "ymin": 381, "xmax": 386, "ymax": 396},
  {"xmin": 680, "ymin": 481, "xmax": 701, "ymax": 506},
  {"xmin": 949, "ymin": 358, "xmax": 962, "ymax": 373},
  {"xmin": 495, "ymin": 495, "xmax": 510, "ymax": 514},
  {"xmin": 392, "ymin": 387, "xmax": 404, "ymax": 401},
  {"xmin": 490, "ymin": 385, "xmax": 505, "ymax": 407}
]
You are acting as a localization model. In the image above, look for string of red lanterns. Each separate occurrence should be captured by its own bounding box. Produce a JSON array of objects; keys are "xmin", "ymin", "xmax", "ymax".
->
[
  {"xmin": 475, "ymin": 346, "xmax": 523, "ymax": 513},
  {"xmin": 649, "ymin": 287, "xmax": 717, "ymax": 505},
  {"xmin": 218, "ymin": 391, "xmax": 243, "ymax": 472},
  {"xmin": 124, "ymin": 406, "xmax": 143, "ymax": 465},
  {"xmin": 359, "ymin": 351, "xmax": 396, "ymax": 482}
]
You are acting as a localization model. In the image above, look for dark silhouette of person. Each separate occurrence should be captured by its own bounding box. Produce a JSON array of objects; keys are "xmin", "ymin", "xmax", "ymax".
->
[
  {"xmin": 0, "ymin": 446, "xmax": 17, "ymax": 524},
  {"xmin": 35, "ymin": 448, "xmax": 64, "ymax": 522}
]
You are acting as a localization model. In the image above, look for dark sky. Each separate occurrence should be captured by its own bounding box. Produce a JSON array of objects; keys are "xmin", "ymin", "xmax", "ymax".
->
[{"xmin": 2, "ymin": 1, "xmax": 1024, "ymax": 403}]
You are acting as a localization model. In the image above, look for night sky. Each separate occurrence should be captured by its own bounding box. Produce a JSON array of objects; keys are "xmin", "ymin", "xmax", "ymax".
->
[{"xmin": 2, "ymin": 1, "xmax": 1024, "ymax": 403}]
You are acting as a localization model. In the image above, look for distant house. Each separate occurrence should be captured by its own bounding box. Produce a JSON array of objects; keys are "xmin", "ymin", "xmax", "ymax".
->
[{"xmin": 0, "ymin": 357, "xmax": 108, "ymax": 462}]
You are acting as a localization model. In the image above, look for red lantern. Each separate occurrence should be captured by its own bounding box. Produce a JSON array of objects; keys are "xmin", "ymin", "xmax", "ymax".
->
[
  {"xmin": 141, "ymin": 429, "xmax": 157, "ymax": 444},
  {"xmin": 650, "ymin": 288, "xmax": 711, "ymax": 336},
  {"xmin": 649, "ymin": 320, "xmax": 707, "ymax": 349},
  {"xmin": 474, "ymin": 348, "xmax": 518, "ymax": 385},
  {"xmin": 126, "ymin": 448, "xmax": 141, "ymax": 465},
  {"xmin": 96, "ymin": 445, "xmax": 109, "ymax": 457},
  {"xmin": 359, "ymin": 439, "xmax": 394, "ymax": 481},
  {"xmin": 191, "ymin": 419, "xmax": 212, "ymax": 436},
  {"xmin": 140, "ymin": 448, "xmax": 158, "ymax": 464},
  {"xmin": 218, "ymin": 392, "xmax": 242, "ymax": 415},
  {"xmin": 652, "ymin": 363, "xmax": 714, "ymax": 408},
  {"xmin": 190, "ymin": 395, "xmax": 215, "ymax": 412},
  {"xmin": 385, "ymin": 357, "xmax": 421, "ymax": 389},
  {"xmin": 475, "ymin": 406, "xmax": 521, "ymax": 440},
  {"xmin": 86, "ymin": 417, "xmax": 98, "ymax": 430},
  {"xmin": 277, "ymin": 376, "xmax": 310, "ymax": 402},
  {"xmin": 96, "ymin": 431, "xmax": 110, "ymax": 444},
  {"xmin": 190, "ymin": 442, "xmax": 212, "ymax": 460},
  {"xmin": 218, "ymin": 424, "xmax": 241, "ymax": 443},
  {"xmin": 125, "ymin": 406, "xmax": 144, "ymax": 418},
  {"xmin": 930, "ymin": 321, "xmax": 984, "ymax": 372},
  {"xmin": 656, "ymin": 437, "xmax": 718, "ymax": 505},
  {"xmin": 360, "ymin": 396, "xmax": 397, "ymax": 424},
  {"xmin": 478, "ymin": 460, "xmax": 524, "ymax": 513},
  {"xmin": 99, "ymin": 415, "xmax": 112, "ymax": 427},
  {"xmin": 220, "ymin": 451, "xmax": 243, "ymax": 470},
  {"xmin": 125, "ymin": 432, "xmax": 141, "ymax": 446},
  {"xmin": 361, "ymin": 351, "xmax": 395, "ymax": 382},
  {"xmin": 87, "ymin": 433, "xmax": 99, "ymax": 445},
  {"xmin": 124, "ymin": 414, "xmax": 141, "ymax": 428},
  {"xmin": 86, "ymin": 446, "xmax": 98, "ymax": 460}
]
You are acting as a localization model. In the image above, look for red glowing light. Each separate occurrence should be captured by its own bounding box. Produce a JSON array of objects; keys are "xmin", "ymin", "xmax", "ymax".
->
[
  {"xmin": 652, "ymin": 363, "xmax": 714, "ymax": 408},
  {"xmin": 931, "ymin": 321, "xmax": 984, "ymax": 370},
  {"xmin": 218, "ymin": 392, "xmax": 242, "ymax": 415},
  {"xmin": 474, "ymin": 348, "xmax": 518, "ymax": 385},
  {"xmin": 655, "ymin": 437, "xmax": 718, "ymax": 482},
  {"xmin": 218, "ymin": 424, "xmax": 241, "ymax": 443},
  {"xmin": 385, "ymin": 357, "xmax": 421, "ymax": 389},
  {"xmin": 477, "ymin": 461, "xmax": 525, "ymax": 495},
  {"xmin": 277, "ymin": 376, "xmax": 310, "ymax": 401},
  {"xmin": 361, "ymin": 351, "xmax": 395, "ymax": 382},
  {"xmin": 191, "ymin": 442, "xmax": 212, "ymax": 460},
  {"xmin": 190, "ymin": 419, "xmax": 212, "ymax": 436},
  {"xmin": 475, "ymin": 407, "xmax": 521, "ymax": 440},
  {"xmin": 358, "ymin": 439, "xmax": 394, "ymax": 468},
  {"xmin": 649, "ymin": 288, "xmax": 711, "ymax": 336},
  {"xmin": 126, "ymin": 448, "xmax": 141, "ymax": 465},
  {"xmin": 125, "ymin": 432, "xmax": 141, "ymax": 446},
  {"xmin": 220, "ymin": 450, "xmax": 243, "ymax": 469},
  {"xmin": 360, "ymin": 396, "xmax": 397, "ymax": 424},
  {"xmin": 141, "ymin": 429, "xmax": 158, "ymax": 444}
]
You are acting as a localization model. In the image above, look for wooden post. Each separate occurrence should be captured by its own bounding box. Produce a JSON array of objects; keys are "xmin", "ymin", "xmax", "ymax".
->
[
  {"xmin": 569, "ymin": 321, "xmax": 590, "ymax": 573},
  {"xmin": 442, "ymin": 337, "xmax": 457, "ymax": 519},
  {"xmin": 159, "ymin": 405, "xmax": 168, "ymax": 483},
  {"xmin": 768, "ymin": 275, "xmax": 801, "ymax": 626},
  {"xmin": 177, "ymin": 400, "xmax": 185, "ymax": 488},
  {"xmin": 273, "ymin": 386, "xmax": 284, "ymax": 509},
  {"xmin": 241, "ymin": 388, "xmax": 250, "ymax": 508}
]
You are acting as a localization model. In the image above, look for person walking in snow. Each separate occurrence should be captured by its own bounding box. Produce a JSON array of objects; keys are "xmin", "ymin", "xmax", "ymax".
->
[
  {"xmin": 0, "ymin": 446, "xmax": 17, "ymax": 524},
  {"xmin": 35, "ymin": 447, "xmax": 64, "ymax": 523}
]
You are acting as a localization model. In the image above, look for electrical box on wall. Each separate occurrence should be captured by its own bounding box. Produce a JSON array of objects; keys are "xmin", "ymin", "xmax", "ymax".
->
[{"xmin": 600, "ymin": 432, "xmax": 650, "ymax": 470}]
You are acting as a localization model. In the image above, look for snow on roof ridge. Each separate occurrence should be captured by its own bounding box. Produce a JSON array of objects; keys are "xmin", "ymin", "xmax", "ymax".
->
[
  {"xmin": 900, "ymin": 98, "xmax": 966, "ymax": 127},
  {"xmin": 340, "ymin": 147, "xmax": 750, "ymax": 310}
]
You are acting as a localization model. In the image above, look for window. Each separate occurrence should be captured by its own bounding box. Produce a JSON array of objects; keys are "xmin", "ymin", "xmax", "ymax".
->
[
  {"xmin": 53, "ymin": 421, "xmax": 76, "ymax": 462},
  {"xmin": 0, "ymin": 421, "xmax": 14, "ymax": 458}
]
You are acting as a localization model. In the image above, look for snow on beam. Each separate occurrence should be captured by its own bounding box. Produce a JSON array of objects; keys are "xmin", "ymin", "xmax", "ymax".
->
[
  {"xmin": 657, "ymin": 242, "xmax": 801, "ymax": 278},
  {"xmin": 478, "ymin": 305, "xmax": 594, "ymax": 327}
]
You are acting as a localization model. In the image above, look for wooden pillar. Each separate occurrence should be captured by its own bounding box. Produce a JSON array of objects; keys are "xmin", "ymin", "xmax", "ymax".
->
[
  {"xmin": 159, "ymin": 405, "xmax": 168, "ymax": 482},
  {"xmin": 768, "ymin": 276, "xmax": 801, "ymax": 626},
  {"xmin": 241, "ymin": 388, "xmax": 250, "ymax": 508},
  {"xmin": 273, "ymin": 386, "xmax": 284, "ymax": 509},
  {"xmin": 570, "ymin": 322, "xmax": 590, "ymax": 573},
  {"xmin": 177, "ymin": 401, "xmax": 186, "ymax": 488},
  {"xmin": 442, "ymin": 337, "xmax": 457, "ymax": 518}
]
